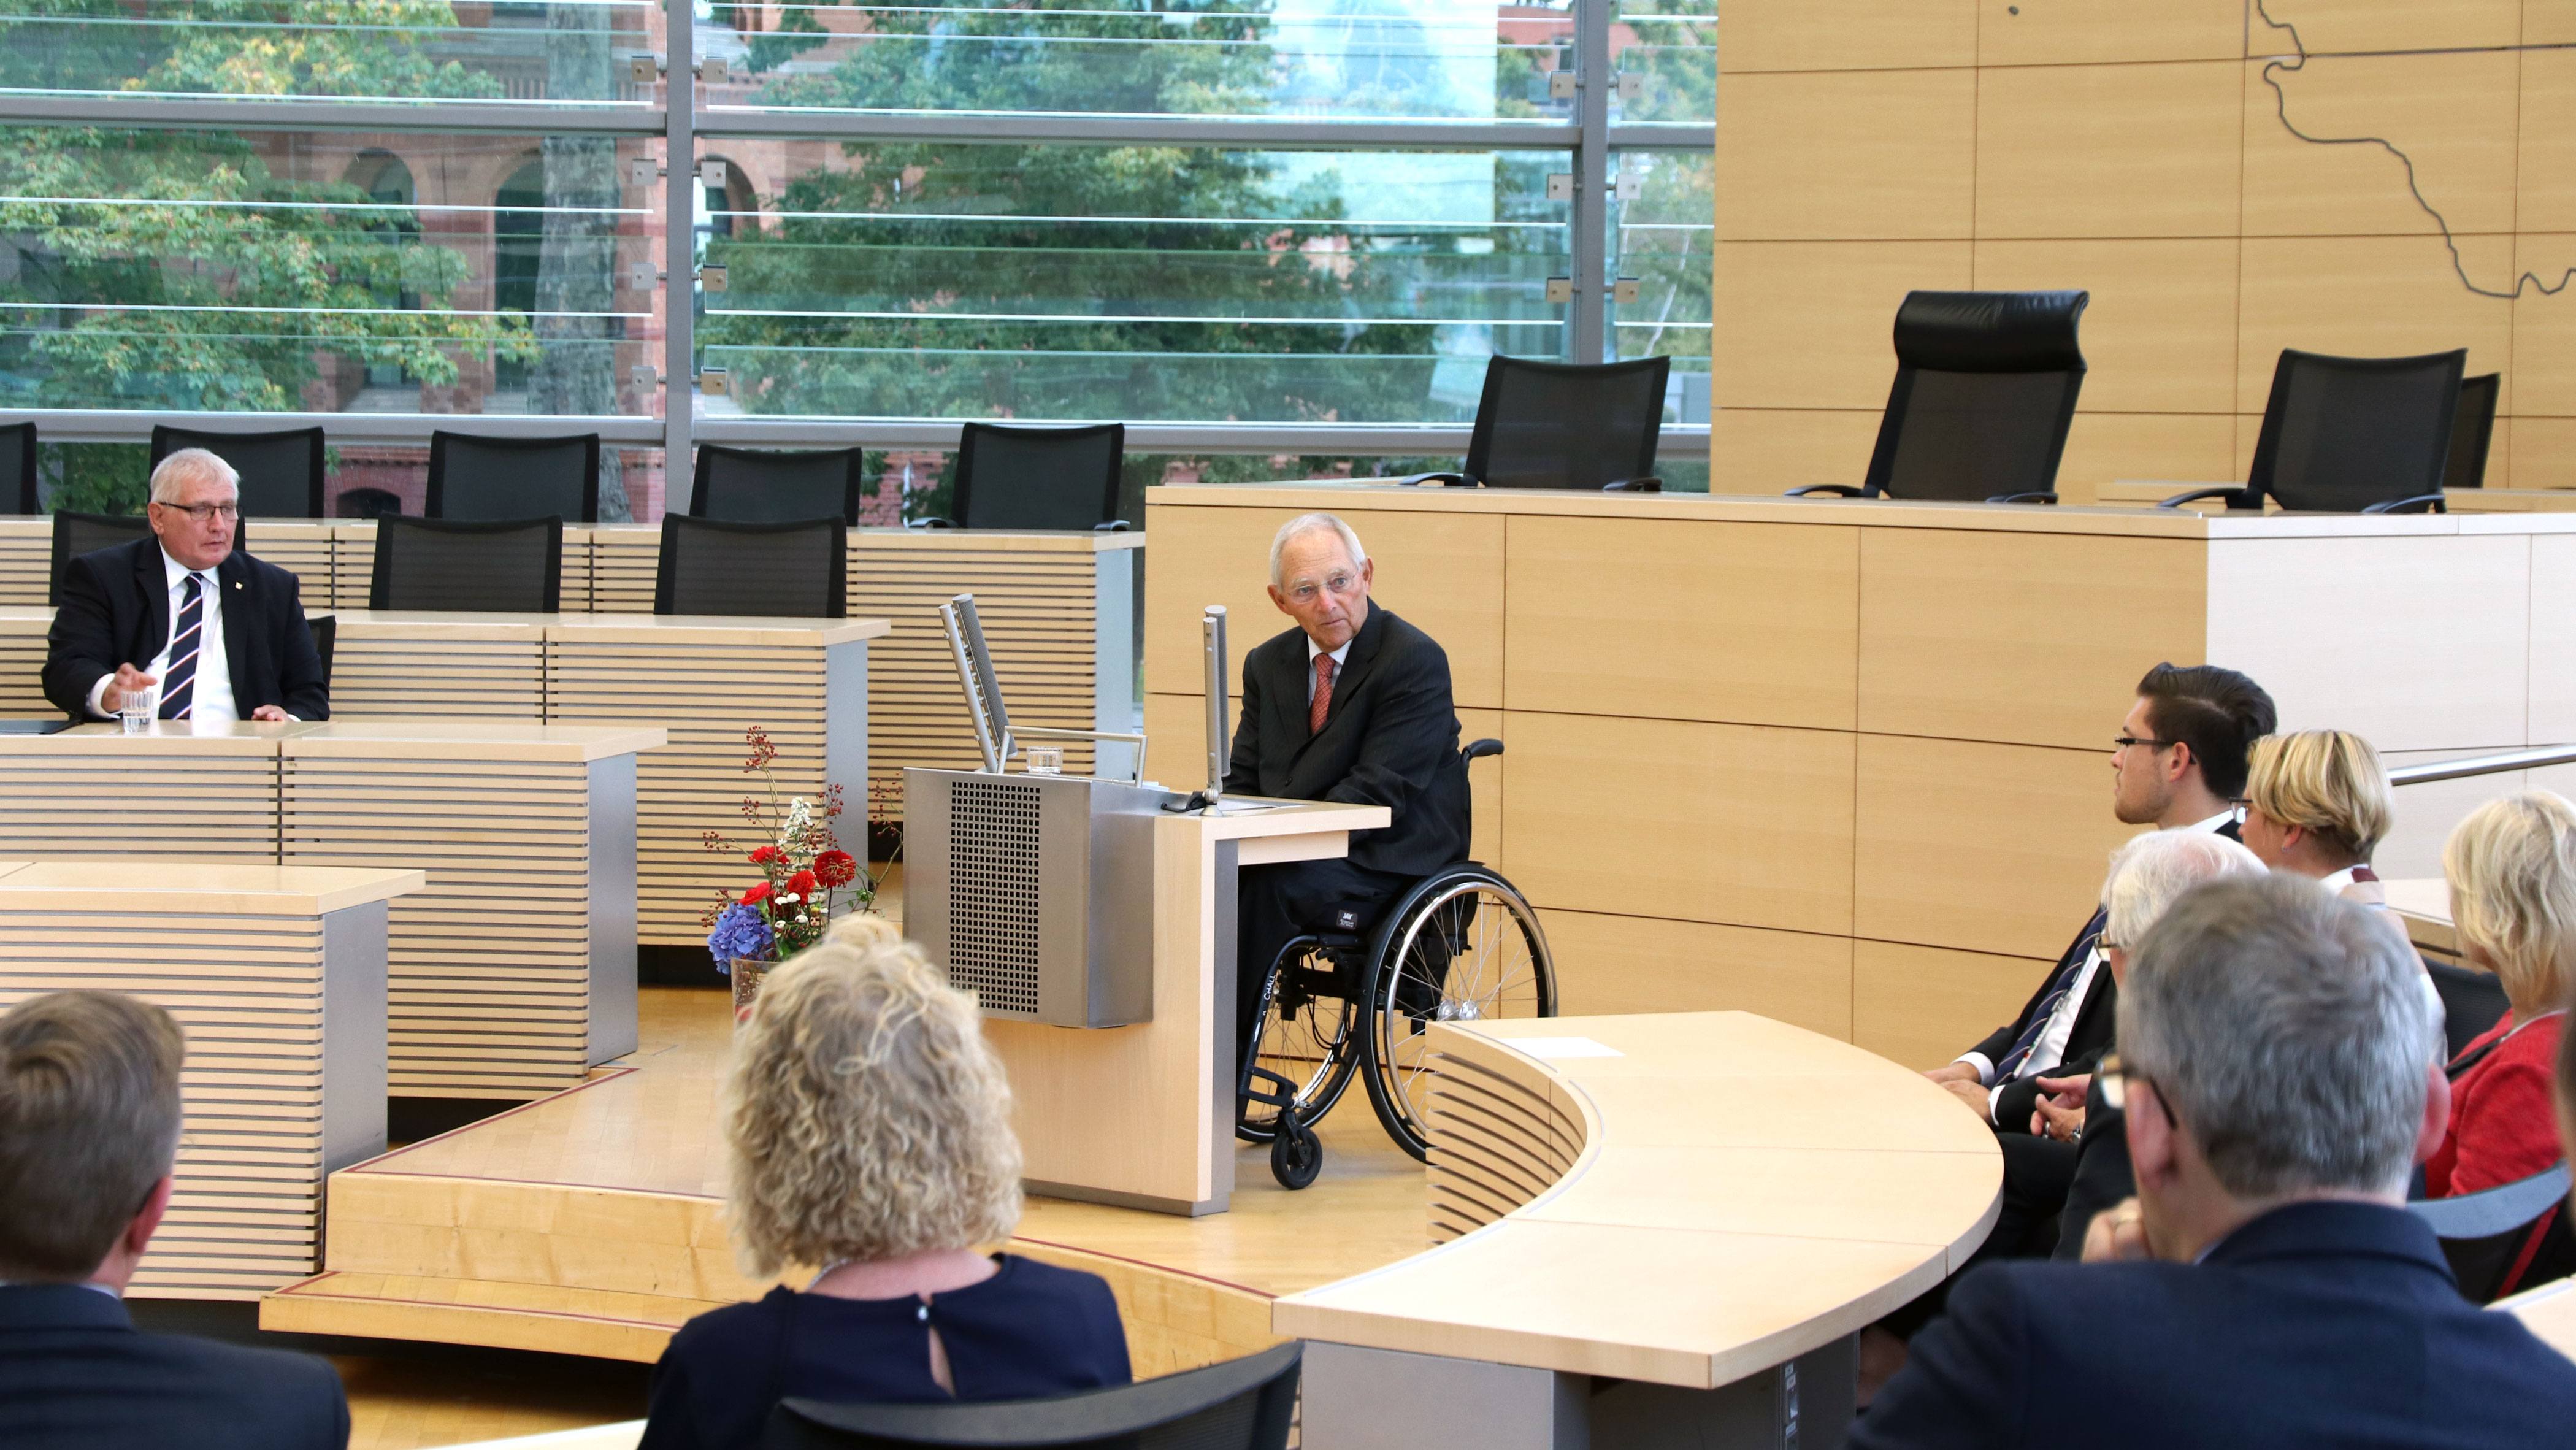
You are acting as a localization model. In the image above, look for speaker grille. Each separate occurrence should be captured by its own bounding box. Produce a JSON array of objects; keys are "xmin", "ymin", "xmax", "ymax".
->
[{"xmin": 946, "ymin": 777, "xmax": 1041, "ymax": 1016}]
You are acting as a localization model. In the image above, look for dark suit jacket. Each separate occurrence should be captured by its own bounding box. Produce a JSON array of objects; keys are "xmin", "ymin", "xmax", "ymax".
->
[
  {"xmin": 43, "ymin": 537, "xmax": 329, "ymax": 722},
  {"xmin": 1969, "ymin": 819, "xmax": 2243, "ymax": 1135},
  {"xmin": 1855, "ymin": 1200, "xmax": 2576, "ymax": 1450},
  {"xmin": 2051, "ymin": 1077, "xmax": 2129, "ymax": 1260},
  {"xmin": 1222, "ymin": 604, "xmax": 1469, "ymax": 877},
  {"xmin": 0, "ymin": 1283, "xmax": 347, "ymax": 1449}
]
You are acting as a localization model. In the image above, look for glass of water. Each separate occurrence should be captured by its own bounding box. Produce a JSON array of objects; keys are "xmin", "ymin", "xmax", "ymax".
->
[
  {"xmin": 1025, "ymin": 744, "xmax": 1064, "ymax": 775},
  {"xmin": 118, "ymin": 680, "xmax": 159, "ymax": 735}
]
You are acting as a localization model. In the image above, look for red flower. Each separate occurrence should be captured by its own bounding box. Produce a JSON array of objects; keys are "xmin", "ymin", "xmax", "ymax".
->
[
  {"xmin": 748, "ymin": 845, "xmax": 783, "ymax": 865},
  {"xmin": 813, "ymin": 850, "xmax": 857, "ymax": 888},
  {"xmin": 784, "ymin": 870, "xmax": 818, "ymax": 900},
  {"xmin": 741, "ymin": 881, "xmax": 773, "ymax": 906}
]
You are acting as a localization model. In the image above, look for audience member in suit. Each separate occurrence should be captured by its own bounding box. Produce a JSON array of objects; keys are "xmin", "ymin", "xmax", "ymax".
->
[
  {"xmin": 0, "ymin": 991, "xmax": 348, "ymax": 1450},
  {"xmin": 1856, "ymin": 874, "xmax": 2576, "ymax": 1448},
  {"xmin": 1223, "ymin": 512, "xmax": 1470, "ymax": 1057},
  {"xmin": 641, "ymin": 916, "xmax": 1130, "ymax": 1450},
  {"xmin": 42, "ymin": 447, "xmax": 328, "ymax": 724},
  {"xmin": 2426, "ymin": 792, "xmax": 2574, "ymax": 1208},
  {"xmin": 2241, "ymin": 729, "xmax": 2395, "ymax": 908}
]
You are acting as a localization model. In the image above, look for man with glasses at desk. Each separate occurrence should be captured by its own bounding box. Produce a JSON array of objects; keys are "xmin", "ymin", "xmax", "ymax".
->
[{"xmin": 42, "ymin": 448, "xmax": 328, "ymax": 724}]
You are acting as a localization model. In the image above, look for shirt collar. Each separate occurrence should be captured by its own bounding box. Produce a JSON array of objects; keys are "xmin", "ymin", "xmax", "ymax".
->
[
  {"xmin": 1305, "ymin": 635, "xmax": 1351, "ymax": 668},
  {"xmin": 160, "ymin": 547, "xmax": 213, "ymax": 592},
  {"xmin": 2179, "ymin": 808, "xmax": 2237, "ymax": 835}
]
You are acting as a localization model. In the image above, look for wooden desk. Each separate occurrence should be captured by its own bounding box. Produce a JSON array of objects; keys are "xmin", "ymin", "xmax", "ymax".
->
[
  {"xmin": 979, "ymin": 797, "xmax": 1390, "ymax": 1216},
  {"xmin": 2385, "ymin": 877, "xmax": 2459, "ymax": 959},
  {"xmin": 0, "ymin": 859, "xmax": 422, "ymax": 1298},
  {"xmin": 2499, "ymin": 1278, "xmax": 2576, "ymax": 1365},
  {"xmin": 1277, "ymin": 1012, "xmax": 2000, "ymax": 1449},
  {"xmin": 1144, "ymin": 485, "xmax": 2576, "ymax": 1068},
  {"xmin": 2099, "ymin": 481, "xmax": 2576, "ymax": 515},
  {"xmin": 0, "ymin": 720, "xmax": 318, "ymax": 859}
]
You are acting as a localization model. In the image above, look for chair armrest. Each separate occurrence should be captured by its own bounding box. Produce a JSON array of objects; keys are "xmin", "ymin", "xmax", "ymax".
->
[
  {"xmin": 1398, "ymin": 471, "xmax": 1474, "ymax": 488},
  {"xmin": 1462, "ymin": 738, "xmax": 1504, "ymax": 762},
  {"xmin": 2361, "ymin": 494, "xmax": 2447, "ymax": 515},
  {"xmin": 907, "ymin": 516, "xmax": 959, "ymax": 529},
  {"xmin": 1986, "ymin": 491, "xmax": 2059, "ymax": 505},
  {"xmin": 1601, "ymin": 477, "xmax": 1662, "ymax": 493},
  {"xmin": 1093, "ymin": 520, "xmax": 1133, "ymax": 532},
  {"xmin": 1786, "ymin": 485, "xmax": 1863, "ymax": 498},
  {"xmin": 2156, "ymin": 486, "xmax": 2254, "ymax": 510}
]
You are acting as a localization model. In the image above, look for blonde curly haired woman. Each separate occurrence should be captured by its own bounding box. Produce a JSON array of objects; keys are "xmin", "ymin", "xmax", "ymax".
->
[{"xmin": 639, "ymin": 925, "xmax": 1130, "ymax": 1450}]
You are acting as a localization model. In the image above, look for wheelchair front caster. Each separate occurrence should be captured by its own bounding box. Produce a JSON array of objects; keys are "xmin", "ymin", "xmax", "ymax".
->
[{"xmin": 1270, "ymin": 1118, "xmax": 1322, "ymax": 1189}]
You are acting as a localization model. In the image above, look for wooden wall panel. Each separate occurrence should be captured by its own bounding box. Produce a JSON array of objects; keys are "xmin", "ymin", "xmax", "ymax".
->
[
  {"xmin": 1503, "ymin": 515, "xmax": 1859, "ymax": 730},
  {"xmin": 2051, "ymin": 414, "xmax": 2242, "ymax": 505},
  {"xmin": 1975, "ymin": 60, "xmax": 2247, "ymax": 240},
  {"xmin": 1853, "ymin": 938, "xmax": 2051, "ymax": 1072},
  {"xmin": 2512, "ymin": 245, "xmax": 2576, "ymax": 420},
  {"xmin": 1853, "ymin": 734, "xmax": 2132, "ymax": 961},
  {"xmin": 1717, "ymin": 0, "xmax": 1975, "ymax": 74},
  {"xmin": 1857, "ymin": 529, "xmax": 2206, "ymax": 749},
  {"xmin": 1714, "ymin": 69, "xmax": 1977, "ymax": 242},
  {"xmin": 1970, "ymin": 240, "xmax": 2242, "ymax": 415},
  {"xmin": 1501, "ymin": 710, "xmax": 1855, "ymax": 938},
  {"xmin": 2241, "ymin": 51, "xmax": 2521, "ymax": 238},
  {"xmin": 1973, "ymin": 0, "xmax": 2244, "ymax": 66},
  {"xmin": 2236, "ymin": 234, "xmax": 2517, "ymax": 415},
  {"xmin": 1706, "ymin": 409, "xmax": 1883, "ymax": 494},
  {"xmin": 1711, "ymin": 242, "xmax": 1975, "ymax": 412},
  {"xmin": 1542, "ymin": 910, "xmax": 1853, "ymax": 1041},
  {"xmin": 2266, "ymin": 0, "xmax": 2523, "ymax": 56},
  {"xmin": 2517, "ymin": 47, "xmax": 2576, "ymax": 236}
]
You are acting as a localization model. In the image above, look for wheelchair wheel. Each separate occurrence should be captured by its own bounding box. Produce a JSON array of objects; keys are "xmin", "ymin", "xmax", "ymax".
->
[
  {"xmin": 1270, "ymin": 1118, "xmax": 1323, "ymax": 1190},
  {"xmin": 1357, "ymin": 864, "xmax": 1557, "ymax": 1162},
  {"xmin": 1236, "ymin": 936, "xmax": 1364, "ymax": 1145}
]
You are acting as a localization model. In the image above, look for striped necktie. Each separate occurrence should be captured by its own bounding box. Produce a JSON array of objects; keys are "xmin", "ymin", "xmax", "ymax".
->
[
  {"xmin": 1993, "ymin": 908, "xmax": 2106, "ymax": 1081},
  {"xmin": 1310, "ymin": 652, "xmax": 1335, "ymax": 735},
  {"xmin": 158, "ymin": 572, "xmax": 205, "ymax": 720}
]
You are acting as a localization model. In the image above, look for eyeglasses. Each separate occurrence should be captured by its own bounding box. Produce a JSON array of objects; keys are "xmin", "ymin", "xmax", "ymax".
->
[
  {"xmin": 1282, "ymin": 570, "xmax": 1359, "ymax": 607},
  {"xmin": 156, "ymin": 501, "xmax": 239, "ymax": 522},
  {"xmin": 2096, "ymin": 1052, "xmax": 2175, "ymax": 1128},
  {"xmin": 2112, "ymin": 735, "xmax": 2175, "ymax": 753}
]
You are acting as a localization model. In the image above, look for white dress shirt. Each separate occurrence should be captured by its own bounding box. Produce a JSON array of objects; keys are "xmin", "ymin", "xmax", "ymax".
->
[
  {"xmin": 1957, "ymin": 807, "xmax": 2240, "ymax": 1120},
  {"xmin": 1304, "ymin": 635, "xmax": 1352, "ymax": 704},
  {"xmin": 86, "ymin": 548, "xmax": 238, "ymax": 725}
]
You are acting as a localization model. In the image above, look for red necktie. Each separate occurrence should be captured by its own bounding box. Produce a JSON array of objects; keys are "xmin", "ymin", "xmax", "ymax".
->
[{"xmin": 1311, "ymin": 653, "xmax": 1335, "ymax": 735}]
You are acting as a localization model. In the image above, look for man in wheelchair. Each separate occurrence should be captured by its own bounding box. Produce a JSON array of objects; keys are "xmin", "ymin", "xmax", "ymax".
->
[{"xmin": 1225, "ymin": 511, "xmax": 1473, "ymax": 1063}]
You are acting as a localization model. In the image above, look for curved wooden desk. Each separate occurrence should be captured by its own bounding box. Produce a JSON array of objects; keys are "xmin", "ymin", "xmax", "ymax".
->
[{"xmin": 1277, "ymin": 1011, "xmax": 2001, "ymax": 1450}]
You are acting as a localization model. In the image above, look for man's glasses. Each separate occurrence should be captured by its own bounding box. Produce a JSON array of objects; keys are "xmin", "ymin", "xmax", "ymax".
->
[
  {"xmin": 2096, "ymin": 1052, "xmax": 2175, "ymax": 1127},
  {"xmin": 1282, "ymin": 570, "xmax": 1358, "ymax": 606},
  {"xmin": 2112, "ymin": 735, "xmax": 2175, "ymax": 752},
  {"xmin": 157, "ymin": 501, "xmax": 239, "ymax": 522}
]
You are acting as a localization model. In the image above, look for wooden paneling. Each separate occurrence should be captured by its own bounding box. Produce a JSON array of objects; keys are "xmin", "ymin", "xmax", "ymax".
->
[
  {"xmin": 2242, "ymin": 50, "xmax": 2522, "ymax": 239},
  {"xmin": 2510, "ymin": 241, "xmax": 2576, "ymax": 419},
  {"xmin": 2263, "ymin": 0, "xmax": 2524, "ymax": 56},
  {"xmin": 1714, "ymin": 69, "xmax": 1978, "ymax": 242},
  {"xmin": 0, "ymin": 734, "xmax": 283, "ymax": 860},
  {"xmin": 2236, "ymin": 234, "xmax": 2517, "ymax": 414},
  {"xmin": 1978, "ymin": 60, "xmax": 2246, "ymax": 241},
  {"xmin": 1715, "ymin": 0, "xmax": 1975, "ymax": 74},
  {"xmin": 2052, "ymin": 413, "xmax": 2242, "ymax": 507},
  {"xmin": 1974, "ymin": 0, "xmax": 2244, "ymax": 66},
  {"xmin": 1852, "ymin": 938, "xmax": 2052, "ymax": 1072},
  {"xmin": 1502, "ymin": 515, "xmax": 1859, "ymax": 730},
  {"xmin": 1141, "ymin": 504, "xmax": 1503, "ymax": 710},
  {"xmin": 2517, "ymin": 48, "xmax": 2576, "ymax": 236},
  {"xmin": 1706, "ymin": 408, "xmax": 1883, "ymax": 494},
  {"xmin": 1854, "ymin": 734, "xmax": 2132, "ymax": 960},
  {"xmin": 1500, "ymin": 710, "xmax": 1855, "ymax": 938},
  {"xmin": 1541, "ymin": 910, "xmax": 1854, "ymax": 1041},
  {"xmin": 0, "ymin": 522, "xmax": 50, "ymax": 607},
  {"xmin": 1711, "ymin": 241, "xmax": 1975, "ymax": 412},
  {"xmin": 1970, "ymin": 239, "xmax": 2242, "ymax": 415},
  {"xmin": 1857, "ymin": 527, "xmax": 2206, "ymax": 749},
  {"xmin": 0, "ymin": 608, "xmax": 51, "ymax": 715}
]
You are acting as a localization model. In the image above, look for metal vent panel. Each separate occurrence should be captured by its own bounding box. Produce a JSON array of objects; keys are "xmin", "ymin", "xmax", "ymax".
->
[{"xmin": 946, "ymin": 777, "xmax": 1043, "ymax": 1017}]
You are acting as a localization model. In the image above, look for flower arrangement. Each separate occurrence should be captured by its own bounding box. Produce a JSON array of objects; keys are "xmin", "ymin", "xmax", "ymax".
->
[{"xmin": 702, "ymin": 724, "xmax": 876, "ymax": 972}]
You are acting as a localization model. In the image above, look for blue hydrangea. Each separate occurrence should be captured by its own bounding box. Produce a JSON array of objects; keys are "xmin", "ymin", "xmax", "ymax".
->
[{"xmin": 707, "ymin": 902, "xmax": 774, "ymax": 971}]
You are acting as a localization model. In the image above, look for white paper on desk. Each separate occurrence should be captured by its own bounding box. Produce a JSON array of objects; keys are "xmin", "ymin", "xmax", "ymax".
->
[
  {"xmin": 1209, "ymin": 800, "xmax": 1285, "ymax": 814},
  {"xmin": 1508, "ymin": 1036, "xmax": 1625, "ymax": 1060}
]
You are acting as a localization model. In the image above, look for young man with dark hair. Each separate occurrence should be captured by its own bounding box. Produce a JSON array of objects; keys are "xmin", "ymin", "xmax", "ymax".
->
[{"xmin": 0, "ymin": 990, "xmax": 348, "ymax": 1449}]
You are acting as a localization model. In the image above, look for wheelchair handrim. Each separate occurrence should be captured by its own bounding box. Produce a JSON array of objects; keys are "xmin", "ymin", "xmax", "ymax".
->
[
  {"xmin": 1238, "ymin": 943, "xmax": 1362, "ymax": 1144},
  {"xmin": 1362, "ymin": 872, "xmax": 1556, "ymax": 1160}
]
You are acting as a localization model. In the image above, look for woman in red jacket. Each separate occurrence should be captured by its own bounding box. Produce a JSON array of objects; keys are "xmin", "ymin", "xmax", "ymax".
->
[{"xmin": 2426, "ymin": 790, "xmax": 2576, "ymax": 1202}]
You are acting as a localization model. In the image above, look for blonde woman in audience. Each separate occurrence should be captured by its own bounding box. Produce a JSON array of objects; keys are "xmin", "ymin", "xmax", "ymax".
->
[
  {"xmin": 2425, "ymin": 791, "xmax": 2576, "ymax": 1201},
  {"xmin": 2242, "ymin": 729, "xmax": 2394, "ymax": 907},
  {"xmin": 638, "ymin": 930, "xmax": 1130, "ymax": 1450}
]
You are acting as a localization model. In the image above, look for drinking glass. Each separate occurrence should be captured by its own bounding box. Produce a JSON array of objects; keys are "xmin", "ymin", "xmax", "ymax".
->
[
  {"xmin": 1025, "ymin": 744, "xmax": 1064, "ymax": 775},
  {"xmin": 118, "ymin": 680, "xmax": 160, "ymax": 736}
]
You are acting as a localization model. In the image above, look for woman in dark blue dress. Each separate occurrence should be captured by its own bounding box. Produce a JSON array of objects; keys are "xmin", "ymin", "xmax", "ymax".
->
[{"xmin": 640, "ymin": 918, "xmax": 1131, "ymax": 1450}]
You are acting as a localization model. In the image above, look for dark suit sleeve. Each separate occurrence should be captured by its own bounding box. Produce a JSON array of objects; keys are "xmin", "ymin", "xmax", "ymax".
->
[
  {"xmin": 2053, "ymin": 1095, "xmax": 2133, "ymax": 1261},
  {"xmin": 42, "ymin": 553, "xmax": 122, "ymax": 718},
  {"xmin": 1848, "ymin": 1266, "xmax": 2033, "ymax": 1450},
  {"xmin": 267, "ymin": 569, "xmax": 329, "ymax": 720},
  {"xmin": 1320, "ymin": 636, "xmax": 1454, "ymax": 822},
  {"xmin": 1221, "ymin": 644, "xmax": 1267, "ymax": 796}
]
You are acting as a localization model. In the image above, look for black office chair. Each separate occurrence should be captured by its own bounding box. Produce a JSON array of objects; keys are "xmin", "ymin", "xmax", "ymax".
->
[
  {"xmin": 2409, "ymin": 1162, "xmax": 2575, "ymax": 1304},
  {"xmin": 49, "ymin": 510, "xmax": 151, "ymax": 607},
  {"xmin": 693, "ymin": 445, "xmax": 864, "ymax": 526},
  {"xmin": 1404, "ymin": 355, "xmax": 1669, "ymax": 492},
  {"xmin": 765, "ymin": 1341, "xmax": 1301, "ymax": 1450},
  {"xmin": 654, "ymin": 514, "xmax": 846, "ymax": 618},
  {"xmin": 0, "ymin": 421, "xmax": 36, "ymax": 513},
  {"xmin": 307, "ymin": 613, "xmax": 337, "ymax": 692},
  {"xmin": 337, "ymin": 486, "xmax": 402, "ymax": 520},
  {"xmin": 2428, "ymin": 957, "xmax": 2512, "ymax": 1061},
  {"xmin": 1790, "ymin": 290, "xmax": 2088, "ymax": 505},
  {"xmin": 2444, "ymin": 372, "xmax": 2501, "ymax": 493},
  {"xmin": 368, "ymin": 515, "xmax": 564, "ymax": 612},
  {"xmin": 2161, "ymin": 349, "xmax": 2467, "ymax": 514},
  {"xmin": 426, "ymin": 431, "xmax": 600, "ymax": 523},
  {"xmin": 914, "ymin": 421, "xmax": 1127, "ymax": 531},
  {"xmin": 150, "ymin": 424, "xmax": 325, "ymax": 518}
]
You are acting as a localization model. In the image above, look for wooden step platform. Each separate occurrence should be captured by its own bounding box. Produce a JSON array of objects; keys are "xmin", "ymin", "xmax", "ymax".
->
[{"xmin": 266, "ymin": 987, "xmax": 1430, "ymax": 1375}]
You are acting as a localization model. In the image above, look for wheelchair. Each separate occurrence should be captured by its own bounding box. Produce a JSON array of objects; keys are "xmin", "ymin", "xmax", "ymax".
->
[{"xmin": 1236, "ymin": 738, "xmax": 1558, "ymax": 1188}]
